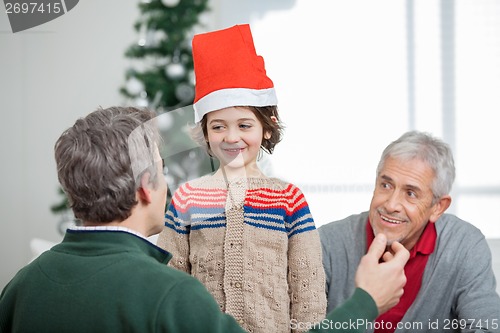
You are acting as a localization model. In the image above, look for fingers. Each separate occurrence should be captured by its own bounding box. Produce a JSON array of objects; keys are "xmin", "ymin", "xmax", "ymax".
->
[
  {"xmin": 355, "ymin": 235, "xmax": 409, "ymax": 315},
  {"xmin": 390, "ymin": 241, "xmax": 410, "ymax": 265},
  {"xmin": 382, "ymin": 241, "xmax": 410, "ymax": 263},
  {"xmin": 366, "ymin": 233, "xmax": 388, "ymax": 260},
  {"xmin": 382, "ymin": 251, "xmax": 394, "ymax": 262}
]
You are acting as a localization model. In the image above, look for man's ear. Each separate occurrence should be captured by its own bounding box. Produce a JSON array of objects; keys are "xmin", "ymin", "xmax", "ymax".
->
[
  {"xmin": 137, "ymin": 173, "xmax": 153, "ymax": 204},
  {"xmin": 429, "ymin": 195, "xmax": 452, "ymax": 223}
]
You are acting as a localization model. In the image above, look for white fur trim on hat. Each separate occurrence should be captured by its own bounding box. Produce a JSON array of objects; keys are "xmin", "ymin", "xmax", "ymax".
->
[{"xmin": 193, "ymin": 87, "xmax": 277, "ymax": 122}]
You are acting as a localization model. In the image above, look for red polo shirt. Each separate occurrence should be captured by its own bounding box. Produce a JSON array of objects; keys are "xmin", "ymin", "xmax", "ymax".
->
[{"xmin": 366, "ymin": 219, "xmax": 437, "ymax": 333}]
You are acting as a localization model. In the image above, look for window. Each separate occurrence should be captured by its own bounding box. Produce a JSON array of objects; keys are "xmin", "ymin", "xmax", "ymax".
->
[{"xmin": 248, "ymin": 0, "xmax": 500, "ymax": 237}]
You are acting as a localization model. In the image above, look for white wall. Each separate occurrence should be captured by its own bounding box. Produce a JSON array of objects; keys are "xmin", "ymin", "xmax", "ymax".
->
[{"xmin": 0, "ymin": 0, "xmax": 139, "ymax": 289}]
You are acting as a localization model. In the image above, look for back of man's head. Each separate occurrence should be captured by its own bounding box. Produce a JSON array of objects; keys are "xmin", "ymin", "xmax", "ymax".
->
[{"xmin": 54, "ymin": 106, "xmax": 159, "ymax": 224}]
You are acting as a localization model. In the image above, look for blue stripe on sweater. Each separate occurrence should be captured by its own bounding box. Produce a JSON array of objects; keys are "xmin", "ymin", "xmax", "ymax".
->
[
  {"xmin": 190, "ymin": 215, "xmax": 226, "ymax": 223},
  {"xmin": 288, "ymin": 206, "xmax": 312, "ymax": 223},
  {"xmin": 287, "ymin": 217, "xmax": 315, "ymax": 232},
  {"xmin": 288, "ymin": 225, "xmax": 316, "ymax": 238},
  {"xmin": 191, "ymin": 223, "xmax": 227, "ymax": 231},
  {"xmin": 188, "ymin": 206, "xmax": 225, "ymax": 215},
  {"xmin": 245, "ymin": 206, "xmax": 286, "ymax": 217},
  {"xmin": 245, "ymin": 221, "xmax": 287, "ymax": 233},
  {"xmin": 165, "ymin": 202, "xmax": 316, "ymax": 236},
  {"xmin": 164, "ymin": 222, "xmax": 189, "ymax": 234}
]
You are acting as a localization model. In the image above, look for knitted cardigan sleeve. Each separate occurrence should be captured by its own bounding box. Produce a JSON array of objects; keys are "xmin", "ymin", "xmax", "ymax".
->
[
  {"xmin": 157, "ymin": 185, "xmax": 191, "ymax": 273},
  {"xmin": 285, "ymin": 184, "xmax": 327, "ymax": 332}
]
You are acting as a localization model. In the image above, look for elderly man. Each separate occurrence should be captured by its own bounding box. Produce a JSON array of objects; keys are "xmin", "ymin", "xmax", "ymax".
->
[
  {"xmin": 0, "ymin": 106, "xmax": 408, "ymax": 333},
  {"xmin": 319, "ymin": 130, "xmax": 500, "ymax": 333}
]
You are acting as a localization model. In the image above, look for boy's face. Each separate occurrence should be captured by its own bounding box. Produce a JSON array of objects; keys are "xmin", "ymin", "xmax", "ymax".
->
[{"xmin": 205, "ymin": 106, "xmax": 266, "ymax": 173}]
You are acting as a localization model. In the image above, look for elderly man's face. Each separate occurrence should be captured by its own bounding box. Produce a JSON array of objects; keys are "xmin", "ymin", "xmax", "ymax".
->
[{"xmin": 369, "ymin": 157, "xmax": 445, "ymax": 250}]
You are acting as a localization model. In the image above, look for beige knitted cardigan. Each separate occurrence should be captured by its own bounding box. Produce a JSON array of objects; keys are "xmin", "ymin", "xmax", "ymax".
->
[{"xmin": 157, "ymin": 175, "xmax": 326, "ymax": 333}]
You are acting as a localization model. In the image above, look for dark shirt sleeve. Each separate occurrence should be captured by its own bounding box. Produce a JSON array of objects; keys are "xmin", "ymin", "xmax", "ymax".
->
[
  {"xmin": 158, "ymin": 277, "xmax": 378, "ymax": 333},
  {"xmin": 307, "ymin": 288, "xmax": 378, "ymax": 333},
  {"xmin": 157, "ymin": 277, "xmax": 247, "ymax": 333}
]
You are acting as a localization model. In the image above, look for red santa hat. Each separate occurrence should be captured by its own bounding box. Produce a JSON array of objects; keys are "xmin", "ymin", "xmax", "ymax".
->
[{"xmin": 192, "ymin": 24, "xmax": 278, "ymax": 122}]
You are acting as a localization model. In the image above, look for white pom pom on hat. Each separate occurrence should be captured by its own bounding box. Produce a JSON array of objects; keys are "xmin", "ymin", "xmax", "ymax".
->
[{"xmin": 192, "ymin": 24, "xmax": 278, "ymax": 122}]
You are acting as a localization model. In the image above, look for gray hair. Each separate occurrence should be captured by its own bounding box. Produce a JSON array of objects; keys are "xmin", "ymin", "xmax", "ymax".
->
[
  {"xmin": 376, "ymin": 131, "xmax": 455, "ymax": 202},
  {"xmin": 54, "ymin": 106, "xmax": 161, "ymax": 223}
]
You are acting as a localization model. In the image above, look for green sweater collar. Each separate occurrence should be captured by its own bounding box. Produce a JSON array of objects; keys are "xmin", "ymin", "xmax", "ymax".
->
[{"xmin": 58, "ymin": 229, "xmax": 172, "ymax": 264}]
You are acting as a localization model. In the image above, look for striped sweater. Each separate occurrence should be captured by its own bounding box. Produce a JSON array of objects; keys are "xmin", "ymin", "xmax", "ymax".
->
[{"xmin": 157, "ymin": 175, "xmax": 326, "ymax": 333}]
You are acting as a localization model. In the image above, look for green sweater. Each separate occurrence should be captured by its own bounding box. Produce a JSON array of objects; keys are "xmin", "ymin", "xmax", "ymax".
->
[{"xmin": 0, "ymin": 229, "xmax": 377, "ymax": 333}]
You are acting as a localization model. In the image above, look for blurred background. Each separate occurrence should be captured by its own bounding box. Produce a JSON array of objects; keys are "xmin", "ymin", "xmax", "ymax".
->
[{"xmin": 1, "ymin": 0, "xmax": 499, "ymax": 290}]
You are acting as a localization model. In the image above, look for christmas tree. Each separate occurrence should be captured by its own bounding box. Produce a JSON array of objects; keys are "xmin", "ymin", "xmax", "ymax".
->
[{"xmin": 120, "ymin": 0, "xmax": 209, "ymax": 110}]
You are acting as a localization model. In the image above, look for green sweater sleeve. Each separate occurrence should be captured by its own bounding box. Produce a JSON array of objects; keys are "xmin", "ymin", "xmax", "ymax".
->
[
  {"xmin": 160, "ymin": 278, "xmax": 377, "ymax": 333},
  {"xmin": 158, "ymin": 277, "xmax": 247, "ymax": 333},
  {"xmin": 305, "ymin": 288, "xmax": 378, "ymax": 333}
]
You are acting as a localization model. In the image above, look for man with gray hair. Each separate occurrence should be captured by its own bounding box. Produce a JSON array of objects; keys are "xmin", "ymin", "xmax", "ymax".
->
[{"xmin": 319, "ymin": 130, "xmax": 500, "ymax": 333}]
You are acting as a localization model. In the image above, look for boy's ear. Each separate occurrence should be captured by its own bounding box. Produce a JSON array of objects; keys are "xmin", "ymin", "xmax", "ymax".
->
[{"xmin": 137, "ymin": 173, "xmax": 153, "ymax": 203}]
